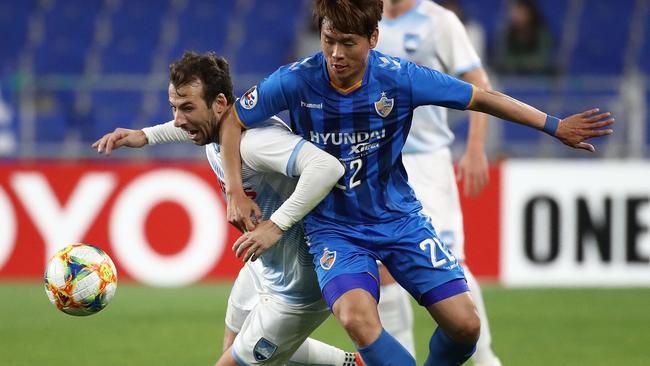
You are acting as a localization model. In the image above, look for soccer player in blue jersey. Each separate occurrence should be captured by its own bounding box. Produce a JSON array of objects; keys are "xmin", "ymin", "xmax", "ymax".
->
[
  {"xmin": 220, "ymin": 1, "xmax": 614, "ymax": 365},
  {"xmin": 376, "ymin": 1, "xmax": 499, "ymax": 364}
]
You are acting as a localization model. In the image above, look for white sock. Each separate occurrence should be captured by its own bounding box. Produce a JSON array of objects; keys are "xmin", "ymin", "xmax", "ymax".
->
[
  {"xmin": 377, "ymin": 282, "xmax": 416, "ymax": 357},
  {"xmin": 287, "ymin": 337, "xmax": 359, "ymax": 366},
  {"xmin": 465, "ymin": 265, "xmax": 502, "ymax": 366}
]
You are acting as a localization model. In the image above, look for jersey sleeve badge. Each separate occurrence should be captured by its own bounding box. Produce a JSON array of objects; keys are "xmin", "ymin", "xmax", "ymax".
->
[{"xmin": 240, "ymin": 85, "xmax": 258, "ymax": 110}]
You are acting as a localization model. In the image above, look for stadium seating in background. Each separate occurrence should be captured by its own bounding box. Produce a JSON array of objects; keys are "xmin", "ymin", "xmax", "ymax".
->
[
  {"xmin": 457, "ymin": 0, "xmax": 506, "ymax": 51},
  {"xmin": 102, "ymin": 1, "xmax": 164, "ymax": 73},
  {"xmin": 569, "ymin": 0, "xmax": 635, "ymax": 75},
  {"xmin": 0, "ymin": 0, "xmax": 36, "ymax": 73},
  {"xmin": 235, "ymin": 0, "xmax": 302, "ymax": 74},
  {"xmin": 91, "ymin": 90, "xmax": 143, "ymax": 139},
  {"xmin": 0, "ymin": 0, "xmax": 647, "ymax": 156},
  {"xmin": 34, "ymin": 1, "xmax": 100, "ymax": 74},
  {"xmin": 171, "ymin": 0, "xmax": 235, "ymax": 59},
  {"xmin": 640, "ymin": 17, "xmax": 650, "ymax": 75}
]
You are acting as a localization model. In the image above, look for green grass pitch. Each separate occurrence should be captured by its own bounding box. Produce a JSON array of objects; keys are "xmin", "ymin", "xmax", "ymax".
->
[{"xmin": 1, "ymin": 282, "xmax": 648, "ymax": 365}]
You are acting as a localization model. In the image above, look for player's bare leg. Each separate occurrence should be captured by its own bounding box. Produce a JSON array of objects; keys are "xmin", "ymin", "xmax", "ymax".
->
[
  {"xmin": 332, "ymin": 289, "xmax": 382, "ymax": 346},
  {"xmin": 222, "ymin": 326, "xmax": 238, "ymax": 353},
  {"xmin": 214, "ymin": 346, "xmax": 238, "ymax": 366},
  {"xmin": 425, "ymin": 291, "xmax": 481, "ymax": 365},
  {"xmin": 332, "ymin": 288, "xmax": 415, "ymax": 365},
  {"xmin": 463, "ymin": 266, "xmax": 502, "ymax": 366},
  {"xmin": 377, "ymin": 265, "xmax": 415, "ymax": 357}
]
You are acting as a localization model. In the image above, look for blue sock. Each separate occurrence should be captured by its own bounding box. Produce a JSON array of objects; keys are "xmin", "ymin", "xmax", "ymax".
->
[
  {"xmin": 424, "ymin": 327, "xmax": 476, "ymax": 366},
  {"xmin": 357, "ymin": 328, "xmax": 416, "ymax": 366}
]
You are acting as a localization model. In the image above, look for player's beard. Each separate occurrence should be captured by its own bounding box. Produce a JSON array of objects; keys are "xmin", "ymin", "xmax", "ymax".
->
[{"xmin": 206, "ymin": 115, "xmax": 220, "ymax": 145}]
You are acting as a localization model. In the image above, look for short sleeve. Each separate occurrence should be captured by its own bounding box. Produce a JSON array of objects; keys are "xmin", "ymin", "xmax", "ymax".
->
[
  {"xmin": 239, "ymin": 124, "xmax": 306, "ymax": 177},
  {"xmin": 408, "ymin": 62, "xmax": 475, "ymax": 110},
  {"xmin": 234, "ymin": 69, "xmax": 290, "ymax": 129},
  {"xmin": 434, "ymin": 9, "xmax": 482, "ymax": 75}
]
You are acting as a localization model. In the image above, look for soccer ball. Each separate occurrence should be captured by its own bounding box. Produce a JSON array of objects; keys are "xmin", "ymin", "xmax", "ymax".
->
[{"xmin": 44, "ymin": 243, "xmax": 118, "ymax": 316}]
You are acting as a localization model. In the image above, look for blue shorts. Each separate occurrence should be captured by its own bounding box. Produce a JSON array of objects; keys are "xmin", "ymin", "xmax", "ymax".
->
[{"xmin": 306, "ymin": 212, "xmax": 466, "ymax": 307}]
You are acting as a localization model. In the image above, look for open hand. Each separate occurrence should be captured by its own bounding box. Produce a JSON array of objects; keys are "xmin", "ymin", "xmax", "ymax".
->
[
  {"xmin": 92, "ymin": 128, "xmax": 148, "ymax": 155},
  {"xmin": 555, "ymin": 109, "xmax": 614, "ymax": 152}
]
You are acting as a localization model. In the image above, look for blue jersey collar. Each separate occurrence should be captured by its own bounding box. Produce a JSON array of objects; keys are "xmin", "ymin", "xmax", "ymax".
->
[{"xmin": 321, "ymin": 51, "xmax": 372, "ymax": 95}]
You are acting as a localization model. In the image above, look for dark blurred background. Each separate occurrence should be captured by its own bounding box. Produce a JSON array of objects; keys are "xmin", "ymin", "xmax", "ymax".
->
[{"xmin": 0, "ymin": 0, "xmax": 648, "ymax": 159}]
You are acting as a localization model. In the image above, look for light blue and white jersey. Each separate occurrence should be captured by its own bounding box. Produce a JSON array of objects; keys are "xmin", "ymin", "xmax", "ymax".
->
[
  {"xmin": 206, "ymin": 119, "xmax": 322, "ymax": 305},
  {"xmin": 377, "ymin": 0, "xmax": 482, "ymax": 153}
]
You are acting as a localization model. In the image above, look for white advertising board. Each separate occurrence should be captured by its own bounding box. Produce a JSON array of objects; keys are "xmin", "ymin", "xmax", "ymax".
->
[{"xmin": 502, "ymin": 160, "xmax": 650, "ymax": 286}]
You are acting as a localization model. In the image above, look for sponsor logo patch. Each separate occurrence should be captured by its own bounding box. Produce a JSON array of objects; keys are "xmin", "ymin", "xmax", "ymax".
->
[
  {"xmin": 320, "ymin": 248, "xmax": 337, "ymax": 270},
  {"xmin": 240, "ymin": 85, "xmax": 258, "ymax": 110},
  {"xmin": 253, "ymin": 337, "xmax": 278, "ymax": 361},
  {"xmin": 374, "ymin": 92, "xmax": 394, "ymax": 118}
]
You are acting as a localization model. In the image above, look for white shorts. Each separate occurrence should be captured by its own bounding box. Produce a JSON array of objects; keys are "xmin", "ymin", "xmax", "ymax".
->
[
  {"xmin": 402, "ymin": 148, "xmax": 466, "ymax": 260},
  {"xmin": 225, "ymin": 265, "xmax": 259, "ymax": 333},
  {"xmin": 231, "ymin": 294, "xmax": 330, "ymax": 365},
  {"xmin": 226, "ymin": 265, "xmax": 330, "ymax": 365}
]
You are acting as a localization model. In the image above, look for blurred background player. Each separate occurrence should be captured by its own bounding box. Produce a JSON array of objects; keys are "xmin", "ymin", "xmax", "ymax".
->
[
  {"xmin": 375, "ymin": 1, "xmax": 500, "ymax": 365},
  {"xmin": 93, "ymin": 51, "xmax": 363, "ymax": 366},
  {"xmin": 494, "ymin": 0, "xmax": 555, "ymax": 75}
]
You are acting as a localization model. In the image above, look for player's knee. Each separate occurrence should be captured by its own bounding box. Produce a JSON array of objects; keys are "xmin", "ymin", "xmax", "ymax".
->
[
  {"xmin": 338, "ymin": 307, "xmax": 379, "ymax": 332},
  {"xmin": 449, "ymin": 312, "xmax": 481, "ymax": 344},
  {"xmin": 337, "ymin": 308, "xmax": 382, "ymax": 345}
]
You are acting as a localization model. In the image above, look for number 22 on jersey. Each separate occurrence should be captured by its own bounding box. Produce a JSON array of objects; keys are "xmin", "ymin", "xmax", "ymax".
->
[{"xmin": 335, "ymin": 158, "xmax": 363, "ymax": 190}]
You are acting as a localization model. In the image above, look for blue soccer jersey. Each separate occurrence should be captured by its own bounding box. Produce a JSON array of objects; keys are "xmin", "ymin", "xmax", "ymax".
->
[{"xmin": 234, "ymin": 50, "xmax": 474, "ymax": 228}]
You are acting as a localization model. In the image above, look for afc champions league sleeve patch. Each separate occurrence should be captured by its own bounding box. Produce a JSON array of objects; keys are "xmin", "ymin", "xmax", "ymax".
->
[
  {"xmin": 253, "ymin": 337, "xmax": 278, "ymax": 361},
  {"xmin": 374, "ymin": 91, "xmax": 394, "ymax": 118},
  {"xmin": 240, "ymin": 85, "xmax": 258, "ymax": 110},
  {"xmin": 319, "ymin": 248, "xmax": 337, "ymax": 270}
]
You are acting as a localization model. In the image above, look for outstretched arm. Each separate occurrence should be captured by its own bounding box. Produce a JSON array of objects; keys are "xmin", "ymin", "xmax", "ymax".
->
[
  {"xmin": 219, "ymin": 106, "xmax": 262, "ymax": 232},
  {"xmin": 92, "ymin": 121, "xmax": 190, "ymax": 155},
  {"xmin": 468, "ymin": 88, "xmax": 614, "ymax": 152}
]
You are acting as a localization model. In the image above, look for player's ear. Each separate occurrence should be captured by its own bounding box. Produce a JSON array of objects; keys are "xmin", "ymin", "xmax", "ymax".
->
[
  {"xmin": 369, "ymin": 27, "xmax": 379, "ymax": 49},
  {"xmin": 212, "ymin": 93, "xmax": 228, "ymax": 115}
]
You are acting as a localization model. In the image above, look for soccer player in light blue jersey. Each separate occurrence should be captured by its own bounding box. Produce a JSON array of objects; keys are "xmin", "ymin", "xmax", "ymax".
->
[
  {"xmin": 220, "ymin": 1, "xmax": 614, "ymax": 365},
  {"xmin": 93, "ymin": 52, "xmax": 365, "ymax": 366}
]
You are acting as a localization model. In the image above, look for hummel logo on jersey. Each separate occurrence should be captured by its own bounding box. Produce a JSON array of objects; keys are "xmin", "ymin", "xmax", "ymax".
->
[
  {"xmin": 320, "ymin": 248, "xmax": 336, "ymax": 270},
  {"xmin": 300, "ymin": 101, "xmax": 322, "ymax": 109},
  {"xmin": 240, "ymin": 85, "xmax": 258, "ymax": 110},
  {"xmin": 374, "ymin": 91, "xmax": 394, "ymax": 118}
]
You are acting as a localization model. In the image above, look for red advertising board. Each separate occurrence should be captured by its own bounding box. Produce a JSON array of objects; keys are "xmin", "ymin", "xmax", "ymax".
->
[
  {"xmin": 0, "ymin": 161, "xmax": 501, "ymax": 285},
  {"xmin": 0, "ymin": 161, "xmax": 242, "ymax": 284}
]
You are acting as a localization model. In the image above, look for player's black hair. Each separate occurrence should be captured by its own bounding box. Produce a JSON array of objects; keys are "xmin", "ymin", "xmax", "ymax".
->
[
  {"xmin": 314, "ymin": 0, "xmax": 383, "ymax": 39},
  {"xmin": 169, "ymin": 51, "xmax": 236, "ymax": 107}
]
